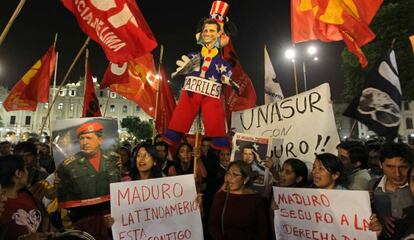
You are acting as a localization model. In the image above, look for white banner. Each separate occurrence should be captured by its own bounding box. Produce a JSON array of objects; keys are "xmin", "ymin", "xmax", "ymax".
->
[
  {"xmin": 273, "ymin": 187, "xmax": 376, "ymax": 240},
  {"xmin": 183, "ymin": 76, "xmax": 222, "ymax": 99},
  {"xmin": 110, "ymin": 175, "xmax": 203, "ymax": 240},
  {"xmin": 231, "ymin": 83, "xmax": 340, "ymax": 165}
]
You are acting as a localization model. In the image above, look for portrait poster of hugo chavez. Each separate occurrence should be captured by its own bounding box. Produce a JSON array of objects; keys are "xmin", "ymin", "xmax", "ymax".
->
[
  {"xmin": 52, "ymin": 117, "xmax": 121, "ymax": 208},
  {"xmin": 231, "ymin": 132, "xmax": 271, "ymax": 187}
]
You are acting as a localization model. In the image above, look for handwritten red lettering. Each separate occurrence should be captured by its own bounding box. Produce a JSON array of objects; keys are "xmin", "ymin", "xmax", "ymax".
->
[
  {"xmin": 118, "ymin": 228, "xmax": 146, "ymax": 240},
  {"xmin": 277, "ymin": 193, "xmax": 330, "ymax": 207},
  {"xmin": 162, "ymin": 183, "xmax": 171, "ymax": 198},
  {"xmin": 282, "ymin": 224, "xmax": 338, "ymax": 240},
  {"xmin": 314, "ymin": 212, "xmax": 333, "ymax": 224},
  {"xmin": 173, "ymin": 183, "xmax": 184, "ymax": 197},
  {"xmin": 147, "ymin": 229, "xmax": 192, "ymax": 240},
  {"xmin": 340, "ymin": 214, "xmax": 350, "ymax": 226},
  {"xmin": 117, "ymin": 183, "xmax": 185, "ymax": 207}
]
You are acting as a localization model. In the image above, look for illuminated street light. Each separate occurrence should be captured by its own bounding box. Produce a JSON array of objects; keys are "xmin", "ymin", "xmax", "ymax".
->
[
  {"xmin": 284, "ymin": 45, "xmax": 319, "ymax": 93},
  {"xmin": 284, "ymin": 48, "xmax": 296, "ymax": 60},
  {"xmin": 307, "ymin": 46, "xmax": 317, "ymax": 55},
  {"xmin": 284, "ymin": 48, "xmax": 299, "ymax": 94},
  {"xmin": 302, "ymin": 46, "xmax": 318, "ymax": 91}
]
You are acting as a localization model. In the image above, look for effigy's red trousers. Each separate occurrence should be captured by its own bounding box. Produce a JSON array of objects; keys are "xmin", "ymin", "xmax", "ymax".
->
[{"xmin": 168, "ymin": 91, "xmax": 226, "ymax": 137}]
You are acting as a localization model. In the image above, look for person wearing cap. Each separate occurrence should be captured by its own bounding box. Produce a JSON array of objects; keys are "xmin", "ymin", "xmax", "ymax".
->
[
  {"xmin": 163, "ymin": 1, "xmax": 239, "ymax": 150},
  {"xmin": 56, "ymin": 121, "xmax": 120, "ymax": 239}
]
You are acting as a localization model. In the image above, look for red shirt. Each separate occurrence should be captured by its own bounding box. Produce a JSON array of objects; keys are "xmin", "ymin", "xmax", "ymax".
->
[
  {"xmin": 89, "ymin": 151, "xmax": 101, "ymax": 172},
  {"xmin": 0, "ymin": 190, "xmax": 41, "ymax": 240}
]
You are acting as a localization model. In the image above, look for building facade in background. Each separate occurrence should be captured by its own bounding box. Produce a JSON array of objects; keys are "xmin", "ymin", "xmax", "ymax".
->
[
  {"xmin": 2, "ymin": 82, "xmax": 413, "ymax": 144},
  {"xmin": 0, "ymin": 79, "xmax": 151, "ymax": 143}
]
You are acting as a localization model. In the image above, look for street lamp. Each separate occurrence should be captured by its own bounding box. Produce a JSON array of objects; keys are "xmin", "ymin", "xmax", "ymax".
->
[
  {"xmin": 303, "ymin": 46, "xmax": 318, "ymax": 91},
  {"xmin": 284, "ymin": 45, "xmax": 319, "ymax": 93},
  {"xmin": 284, "ymin": 48, "xmax": 299, "ymax": 94}
]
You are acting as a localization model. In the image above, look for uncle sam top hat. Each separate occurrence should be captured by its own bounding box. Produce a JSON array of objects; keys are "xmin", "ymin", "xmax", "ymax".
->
[{"xmin": 209, "ymin": 1, "xmax": 230, "ymax": 23}]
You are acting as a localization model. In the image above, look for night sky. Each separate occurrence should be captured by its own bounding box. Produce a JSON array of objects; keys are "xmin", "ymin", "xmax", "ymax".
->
[{"xmin": 0, "ymin": 0, "xmax": 346, "ymax": 105}]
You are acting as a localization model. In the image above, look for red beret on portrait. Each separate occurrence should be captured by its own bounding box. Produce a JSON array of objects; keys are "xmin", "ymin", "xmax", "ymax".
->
[{"xmin": 76, "ymin": 122, "xmax": 103, "ymax": 136}]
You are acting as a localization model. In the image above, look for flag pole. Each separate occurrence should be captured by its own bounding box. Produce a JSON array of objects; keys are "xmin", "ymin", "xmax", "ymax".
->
[
  {"xmin": 0, "ymin": 0, "xmax": 26, "ymax": 46},
  {"xmin": 103, "ymin": 93, "xmax": 111, "ymax": 117},
  {"xmin": 348, "ymin": 120, "xmax": 358, "ymax": 139},
  {"xmin": 152, "ymin": 45, "xmax": 164, "ymax": 144},
  {"xmin": 82, "ymin": 48, "xmax": 89, "ymax": 117},
  {"xmin": 193, "ymin": 110, "xmax": 202, "ymax": 180},
  {"xmin": 47, "ymin": 33, "xmax": 59, "ymax": 155},
  {"xmin": 40, "ymin": 37, "xmax": 90, "ymax": 134},
  {"xmin": 293, "ymin": 61, "xmax": 299, "ymax": 95}
]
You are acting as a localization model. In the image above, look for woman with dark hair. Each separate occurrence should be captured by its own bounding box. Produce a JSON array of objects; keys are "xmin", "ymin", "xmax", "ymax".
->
[
  {"xmin": 130, "ymin": 142, "xmax": 163, "ymax": 180},
  {"xmin": 168, "ymin": 142, "xmax": 207, "ymax": 184},
  {"xmin": 208, "ymin": 161, "xmax": 269, "ymax": 239},
  {"xmin": 104, "ymin": 143, "xmax": 164, "ymax": 228},
  {"xmin": 279, "ymin": 158, "xmax": 308, "ymax": 188},
  {"xmin": 0, "ymin": 155, "xmax": 54, "ymax": 240},
  {"xmin": 311, "ymin": 154, "xmax": 382, "ymax": 236},
  {"xmin": 312, "ymin": 153, "xmax": 345, "ymax": 189}
]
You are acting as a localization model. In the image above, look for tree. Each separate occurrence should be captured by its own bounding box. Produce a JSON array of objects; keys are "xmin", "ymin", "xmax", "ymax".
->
[
  {"xmin": 121, "ymin": 116, "xmax": 153, "ymax": 141},
  {"xmin": 342, "ymin": 0, "xmax": 414, "ymax": 100}
]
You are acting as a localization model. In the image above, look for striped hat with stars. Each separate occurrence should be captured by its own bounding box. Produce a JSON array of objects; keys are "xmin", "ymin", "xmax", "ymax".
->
[{"xmin": 209, "ymin": 1, "xmax": 229, "ymax": 23}]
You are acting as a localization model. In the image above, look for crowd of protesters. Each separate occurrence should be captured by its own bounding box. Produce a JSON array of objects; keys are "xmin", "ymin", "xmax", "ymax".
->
[{"xmin": 1, "ymin": 134, "xmax": 414, "ymax": 240}]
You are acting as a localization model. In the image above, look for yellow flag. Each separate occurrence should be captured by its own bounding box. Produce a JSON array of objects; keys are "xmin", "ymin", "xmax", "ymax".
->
[{"xmin": 410, "ymin": 35, "xmax": 414, "ymax": 53}]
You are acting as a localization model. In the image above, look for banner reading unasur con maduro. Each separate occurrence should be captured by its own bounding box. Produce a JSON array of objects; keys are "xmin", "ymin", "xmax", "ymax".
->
[{"xmin": 231, "ymin": 83, "xmax": 340, "ymax": 165}]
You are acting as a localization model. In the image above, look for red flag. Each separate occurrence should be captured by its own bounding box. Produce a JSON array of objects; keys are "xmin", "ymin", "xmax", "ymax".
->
[
  {"xmin": 155, "ymin": 66, "xmax": 176, "ymax": 135},
  {"xmin": 291, "ymin": 0, "xmax": 383, "ymax": 67},
  {"xmin": 61, "ymin": 0, "xmax": 157, "ymax": 63},
  {"xmin": 3, "ymin": 45, "xmax": 56, "ymax": 111},
  {"xmin": 291, "ymin": 0, "xmax": 319, "ymax": 43},
  {"xmin": 101, "ymin": 53, "xmax": 157, "ymax": 117},
  {"xmin": 222, "ymin": 41, "xmax": 256, "ymax": 124},
  {"xmin": 82, "ymin": 63, "xmax": 102, "ymax": 117}
]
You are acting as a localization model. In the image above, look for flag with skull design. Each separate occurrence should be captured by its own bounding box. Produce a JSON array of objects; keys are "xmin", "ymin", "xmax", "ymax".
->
[{"xmin": 344, "ymin": 49, "xmax": 402, "ymax": 140}]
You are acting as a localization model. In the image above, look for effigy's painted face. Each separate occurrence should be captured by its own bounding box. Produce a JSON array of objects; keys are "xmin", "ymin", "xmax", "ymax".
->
[{"xmin": 202, "ymin": 23, "xmax": 220, "ymax": 48}]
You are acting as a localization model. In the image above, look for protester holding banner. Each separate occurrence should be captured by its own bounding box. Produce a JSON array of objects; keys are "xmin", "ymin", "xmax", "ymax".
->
[
  {"xmin": 208, "ymin": 161, "xmax": 269, "ymax": 239},
  {"xmin": 310, "ymin": 154, "xmax": 383, "ymax": 237},
  {"xmin": 103, "ymin": 142, "xmax": 165, "ymax": 230},
  {"xmin": 312, "ymin": 153, "xmax": 346, "ymax": 190},
  {"xmin": 130, "ymin": 142, "xmax": 163, "ymax": 180},
  {"xmin": 56, "ymin": 121, "xmax": 121, "ymax": 240},
  {"xmin": 371, "ymin": 142, "xmax": 414, "ymax": 240},
  {"xmin": 279, "ymin": 158, "xmax": 309, "ymax": 188}
]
